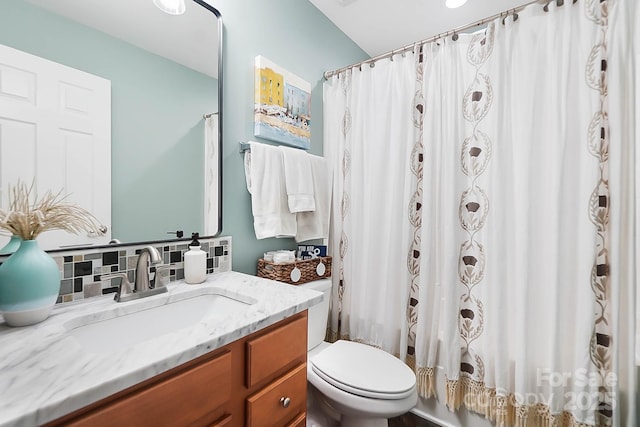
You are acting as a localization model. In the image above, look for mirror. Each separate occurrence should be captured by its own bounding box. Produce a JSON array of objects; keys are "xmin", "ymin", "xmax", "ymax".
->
[{"xmin": 0, "ymin": 0, "xmax": 222, "ymax": 251}]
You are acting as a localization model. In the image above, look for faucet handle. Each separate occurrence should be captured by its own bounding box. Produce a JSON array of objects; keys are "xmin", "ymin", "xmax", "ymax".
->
[
  {"xmin": 101, "ymin": 272, "xmax": 133, "ymax": 301},
  {"xmin": 153, "ymin": 264, "xmax": 172, "ymax": 288}
]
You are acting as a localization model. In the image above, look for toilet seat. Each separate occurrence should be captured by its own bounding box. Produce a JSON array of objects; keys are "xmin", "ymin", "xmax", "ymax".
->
[{"xmin": 310, "ymin": 340, "xmax": 416, "ymax": 400}]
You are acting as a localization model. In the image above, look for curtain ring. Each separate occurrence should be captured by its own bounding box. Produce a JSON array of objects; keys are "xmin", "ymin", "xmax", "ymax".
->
[
  {"xmin": 452, "ymin": 32, "xmax": 459, "ymax": 41},
  {"xmin": 501, "ymin": 11, "xmax": 509, "ymax": 25}
]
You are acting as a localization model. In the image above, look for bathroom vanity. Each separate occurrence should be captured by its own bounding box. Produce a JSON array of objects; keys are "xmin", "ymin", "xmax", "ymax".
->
[{"xmin": 0, "ymin": 272, "xmax": 322, "ymax": 427}]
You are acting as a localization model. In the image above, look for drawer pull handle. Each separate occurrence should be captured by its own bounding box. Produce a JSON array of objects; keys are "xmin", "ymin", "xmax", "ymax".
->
[{"xmin": 280, "ymin": 397, "xmax": 291, "ymax": 408}]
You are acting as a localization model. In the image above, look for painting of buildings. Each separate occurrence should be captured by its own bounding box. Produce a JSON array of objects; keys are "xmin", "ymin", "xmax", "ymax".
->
[{"xmin": 254, "ymin": 55, "xmax": 311, "ymax": 149}]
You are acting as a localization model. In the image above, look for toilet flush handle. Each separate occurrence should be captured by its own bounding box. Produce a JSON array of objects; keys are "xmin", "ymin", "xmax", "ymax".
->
[{"xmin": 279, "ymin": 397, "xmax": 291, "ymax": 408}]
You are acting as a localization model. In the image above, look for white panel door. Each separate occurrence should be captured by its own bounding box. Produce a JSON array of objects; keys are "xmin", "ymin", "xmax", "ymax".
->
[{"xmin": 0, "ymin": 43, "xmax": 111, "ymax": 250}]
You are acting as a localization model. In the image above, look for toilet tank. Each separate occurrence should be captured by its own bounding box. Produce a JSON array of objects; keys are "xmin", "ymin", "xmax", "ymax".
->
[{"xmin": 298, "ymin": 279, "xmax": 332, "ymax": 351}]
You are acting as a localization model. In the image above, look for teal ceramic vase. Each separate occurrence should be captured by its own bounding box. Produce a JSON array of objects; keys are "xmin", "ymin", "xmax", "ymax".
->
[
  {"xmin": 0, "ymin": 235, "xmax": 23, "ymax": 256},
  {"xmin": 0, "ymin": 240, "xmax": 60, "ymax": 326}
]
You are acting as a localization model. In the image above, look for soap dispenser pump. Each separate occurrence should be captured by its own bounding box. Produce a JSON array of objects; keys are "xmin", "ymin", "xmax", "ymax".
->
[{"xmin": 184, "ymin": 232, "xmax": 206, "ymax": 284}]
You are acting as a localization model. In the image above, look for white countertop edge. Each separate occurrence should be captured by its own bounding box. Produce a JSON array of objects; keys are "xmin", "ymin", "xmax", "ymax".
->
[{"xmin": 0, "ymin": 271, "xmax": 324, "ymax": 427}]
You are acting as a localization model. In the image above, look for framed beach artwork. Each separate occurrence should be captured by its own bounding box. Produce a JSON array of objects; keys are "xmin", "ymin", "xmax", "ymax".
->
[{"xmin": 254, "ymin": 55, "xmax": 311, "ymax": 149}]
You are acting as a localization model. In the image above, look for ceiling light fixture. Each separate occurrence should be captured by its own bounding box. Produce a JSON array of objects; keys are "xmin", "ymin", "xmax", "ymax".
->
[
  {"xmin": 153, "ymin": 0, "xmax": 186, "ymax": 15},
  {"xmin": 445, "ymin": 0, "xmax": 468, "ymax": 8}
]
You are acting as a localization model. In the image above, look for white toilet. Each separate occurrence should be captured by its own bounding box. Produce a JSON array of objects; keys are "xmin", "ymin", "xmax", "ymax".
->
[{"xmin": 300, "ymin": 279, "xmax": 418, "ymax": 427}]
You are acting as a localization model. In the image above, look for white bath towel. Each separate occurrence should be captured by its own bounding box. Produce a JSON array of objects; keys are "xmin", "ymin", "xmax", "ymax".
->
[
  {"xmin": 279, "ymin": 145, "xmax": 316, "ymax": 213},
  {"xmin": 295, "ymin": 155, "xmax": 331, "ymax": 242},
  {"xmin": 244, "ymin": 141, "xmax": 296, "ymax": 239}
]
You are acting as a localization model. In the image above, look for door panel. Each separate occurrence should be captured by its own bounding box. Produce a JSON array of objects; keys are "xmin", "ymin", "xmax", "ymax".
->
[{"xmin": 0, "ymin": 43, "xmax": 111, "ymax": 249}]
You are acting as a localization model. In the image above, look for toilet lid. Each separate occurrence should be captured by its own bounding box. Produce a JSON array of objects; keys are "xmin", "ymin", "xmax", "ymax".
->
[{"xmin": 310, "ymin": 340, "xmax": 416, "ymax": 400}]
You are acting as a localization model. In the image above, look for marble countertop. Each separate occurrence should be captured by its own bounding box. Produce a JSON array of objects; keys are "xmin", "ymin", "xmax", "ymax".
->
[{"xmin": 0, "ymin": 271, "xmax": 323, "ymax": 427}]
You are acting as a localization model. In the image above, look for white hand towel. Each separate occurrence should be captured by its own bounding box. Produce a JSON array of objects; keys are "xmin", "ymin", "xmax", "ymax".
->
[
  {"xmin": 244, "ymin": 142, "xmax": 296, "ymax": 239},
  {"xmin": 295, "ymin": 155, "xmax": 331, "ymax": 242},
  {"xmin": 279, "ymin": 145, "xmax": 316, "ymax": 213}
]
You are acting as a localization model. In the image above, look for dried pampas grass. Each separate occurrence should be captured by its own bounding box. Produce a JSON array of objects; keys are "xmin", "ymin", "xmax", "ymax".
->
[{"xmin": 0, "ymin": 180, "xmax": 105, "ymax": 241}]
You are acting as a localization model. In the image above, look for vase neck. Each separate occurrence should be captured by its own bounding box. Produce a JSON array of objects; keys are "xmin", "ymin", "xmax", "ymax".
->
[{"xmin": 19, "ymin": 240, "xmax": 39, "ymax": 248}]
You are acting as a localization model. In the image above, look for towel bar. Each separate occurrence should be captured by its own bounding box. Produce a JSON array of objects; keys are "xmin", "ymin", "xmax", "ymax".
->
[{"xmin": 239, "ymin": 141, "xmax": 309, "ymax": 153}]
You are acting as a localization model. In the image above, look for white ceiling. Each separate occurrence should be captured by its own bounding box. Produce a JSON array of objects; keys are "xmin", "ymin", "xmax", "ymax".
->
[
  {"xmin": 24, "ymin": 0, "xmax": 219, "ymax": 78},
  {"xmin": 309, "ymin": 0, "xmax": 536, "ymax": 58},
  {"xmin": 24, "ymin": 0, "xmax": 536, "ymax": 78}
]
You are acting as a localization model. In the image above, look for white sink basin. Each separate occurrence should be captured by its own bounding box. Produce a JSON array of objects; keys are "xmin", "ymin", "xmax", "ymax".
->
[{"xmin": 66, "ymin": 290, "xmax": 254, "ymax": 354}]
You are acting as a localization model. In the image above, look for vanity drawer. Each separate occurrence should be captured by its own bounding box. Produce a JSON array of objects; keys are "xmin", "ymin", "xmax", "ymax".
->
[
  {"xmin": 286, "ymin": 412, "xmax": 306, "ymax": 427},
  {"xmin": 246, "ymin": 363, "xmax": 307, "ymax": 427},
  {"xmin": 64, "ymin": 350, "xmax": 232, "ymax": 427},
  {"xmin": 246, "ymin": 312, "xmax": 307, "ymax": 388}
]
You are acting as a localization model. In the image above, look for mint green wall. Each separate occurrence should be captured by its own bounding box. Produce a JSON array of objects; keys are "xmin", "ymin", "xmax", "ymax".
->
[
  {"xmin": 0, "ymin": 1, "xmax": 217, "ymax": 242},
  {"xmin": 0, "ymin": 0, "xmax": 367, "ymax": 272},
  {"xmin": 212, "ymin": 0, "xmax": 368, "ymax": 273}
]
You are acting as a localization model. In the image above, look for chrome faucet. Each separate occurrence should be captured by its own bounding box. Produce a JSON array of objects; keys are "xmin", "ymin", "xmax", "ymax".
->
[
  {"xmin": 135, "ymin": 246, "xmax": 162, "ymax": 292},
  {"xmin": 101, "ymin": 246, "xmax": 168, "ymax": 302}
]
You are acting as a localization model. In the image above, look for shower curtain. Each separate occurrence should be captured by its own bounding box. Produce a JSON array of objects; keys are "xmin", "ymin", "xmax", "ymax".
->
[
  {"xmin": 324, "ymin": 52, "xmax": 416, "ymax": 351},
  {"xmin": 323, "ymin": 1, "xmax": 637, "ymax": 426}
]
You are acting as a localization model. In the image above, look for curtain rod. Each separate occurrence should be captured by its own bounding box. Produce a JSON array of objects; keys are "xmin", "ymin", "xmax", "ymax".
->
[{"xmin": 323, "ymin": 0, "xmax": 567, "ymax": 80}]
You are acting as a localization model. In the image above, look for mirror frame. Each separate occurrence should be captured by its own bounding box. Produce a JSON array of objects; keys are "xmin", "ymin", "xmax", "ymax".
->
[{"xmin": 43, "ymin": 0, "xmax": 224, "ymax": 254}]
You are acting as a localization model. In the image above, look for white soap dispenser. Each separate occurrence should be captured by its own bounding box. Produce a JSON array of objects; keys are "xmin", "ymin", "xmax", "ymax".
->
[{"xmin": 184, "ymin": 232, "xmax": 206, "ymax": 284}]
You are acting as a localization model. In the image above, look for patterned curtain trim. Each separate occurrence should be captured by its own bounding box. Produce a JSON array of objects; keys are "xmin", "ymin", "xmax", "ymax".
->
[
  {"xmin": 332, "ymin": 70, "xmax": 353, "ymax": 344},
  {"xmin": 457, "ymin": 22, "xmax": 496, "ymax": 390},
  {"xmin": 443, "ymin": 377, "xmax": 604, "ymax": 427},
  {"xmin": 406, "ymin": 355, "xmax": 437, "ymax": 398},
  {"xmin": 406, "ymin": 42, "xmax": 425, "ymax": 361},
  {"xmin": 418, "ymin": 367, "xmax": 437, "ymax": 398},
  {"xmin": 585, "ymin": 0, "xmax": 613, "ymax": 424}
]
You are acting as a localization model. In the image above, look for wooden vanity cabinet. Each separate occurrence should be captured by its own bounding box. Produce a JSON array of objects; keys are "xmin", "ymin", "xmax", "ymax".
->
[
  {"xmin": 245, "ymin": 315, "xmax": 308, "ymax": 427},
  {"xmin": 47, "ymin": 311, "xmax": 308, "ymax": 427}
]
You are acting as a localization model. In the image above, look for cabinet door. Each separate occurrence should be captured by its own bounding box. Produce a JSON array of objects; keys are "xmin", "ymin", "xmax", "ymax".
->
[
  {"xmin": 246, "ymin": 363, "xmax": 307, "ymax": 427},
  {"xmin": 65, "ymin": 351, "xmax": 232, "ymax": 427},
  {"xmin": 246, "ymin": 313, "xmax": 307, "ymax": 388}
]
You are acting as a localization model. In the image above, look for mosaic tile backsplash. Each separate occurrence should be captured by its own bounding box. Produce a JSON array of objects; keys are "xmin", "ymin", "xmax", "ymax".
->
[{"xmin": 0, "ymin": 237, "xmax": 231, "ymax": 305}]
